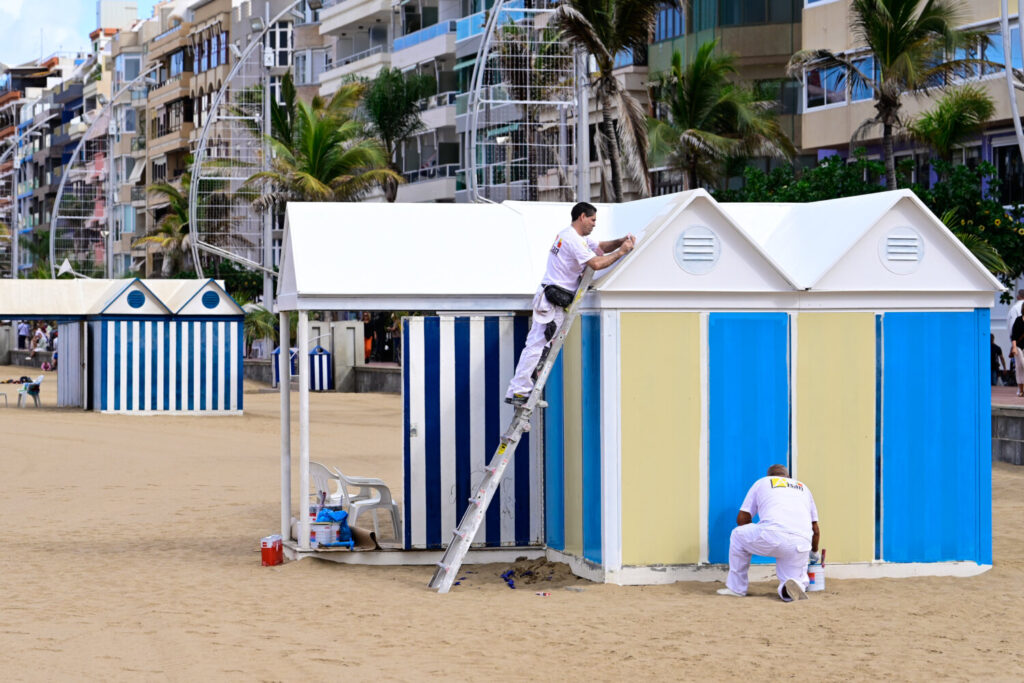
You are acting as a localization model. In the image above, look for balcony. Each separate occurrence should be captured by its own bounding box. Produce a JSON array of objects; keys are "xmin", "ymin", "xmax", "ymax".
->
[
  {"xmin": 148, "ymin": 124, "xmax": 194, "ymax": 156},
  {"xmin": 392, "ymin": 21, "xmax": 457, "ymax": 70},
  {"xmin": 131, "ymin": 135, "xmax": 146, "ymax": 153},
  {"xmin": 147, "ymin": 72, "xmax": 192, "ymax": 107},
  {"xmin": 131, "ymin": 185, "xmax": 147, "ymax": 204},
  {"xmin": 319, "ymin": 47, "xmax": 389, "ymax": 95},
  {"xmin": 397, "ymin": 163, "xmax": 458, "ymax": 202},
  {"xmin": 456, "ymin": 1, "xmax": 526, "ymax": 43},
  {"xmin": 52, "ymin": 82, "xmax": 83, "ymax": 106},
  {"xmin": 319, "ymin": 0, "xmax": 392, "ymax": 36},
  {"xmin": 419, "ymin": 91, "xmax": 457, "ymax": 130}
]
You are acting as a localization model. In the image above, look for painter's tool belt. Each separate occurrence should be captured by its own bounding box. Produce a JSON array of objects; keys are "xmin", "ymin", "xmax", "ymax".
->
[{"xmin": 543, "ymin": 284, "xmax": 575, "ymax": 309}]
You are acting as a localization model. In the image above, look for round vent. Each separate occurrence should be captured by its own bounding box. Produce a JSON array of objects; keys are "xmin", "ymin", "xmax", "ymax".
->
[
  {"xmin": 127, "ymin": 290, "xmax": 146, "ymax": 309},
  {"xmin": 674, "ymin": 226, "xmax": 720, "ymax": 275},
  {"xmin": 879, "ymin": 226, "xmax": 924, "ymax": 274},
  {"xmin": 202, "ymin": 291, "xmax": 221, "ymax": 309}
]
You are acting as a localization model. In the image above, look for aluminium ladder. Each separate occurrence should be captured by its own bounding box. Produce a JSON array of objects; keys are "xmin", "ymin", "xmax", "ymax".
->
[{"xmin": 429, "ymin": 269, "xmax": 595, "ymax": 593}]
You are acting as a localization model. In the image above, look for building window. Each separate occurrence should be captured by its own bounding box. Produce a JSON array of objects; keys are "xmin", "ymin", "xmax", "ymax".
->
[
  {"xmin": 851, "ymin": 56, "xmax": 875, "ymax": 101},
  {"xmin": 269, "ymin": 76, "xmax": 283, "ymax": 105},
  {"xmin": 211, "ymin": 33, "xmax": 219, "ymax": 69},
  {"xmin": 804, "ymin": 64, "xmax": 846, "ymax": 109},
  {"xmin": 294, "ymin": 51, "xmax": 308, "ymax": 85},
  {"xmin": 201, "ymin": 37, "xmax": 210, "ymax": 72},
  {"xmin": 152, "ymin": 160, "xmax": 167, "ymax": 182},
  {"xmin": 296, "ymin": 0, "xmax": 320, "ymax": 24},
  {"xmin": 220, "ymin": 31, "xmax": 228, "ymax": 65},
  {"xmin": 654, "ymin": 6, "xmax": 684, "ymax": 42},
  {"xmin": 170, "ymin": 50, "xmax": 184, "ymax": 77},
  {"xmin": 267, "ymin": 21, "xmax": 292, "ymax": 67},
  {"xmin": 114, "ymin": 53, "xmax": 141, "ymax": 90},
  {"xmin": 994, "ymin": 145, "xmax": 1024, "ymax": 205}
]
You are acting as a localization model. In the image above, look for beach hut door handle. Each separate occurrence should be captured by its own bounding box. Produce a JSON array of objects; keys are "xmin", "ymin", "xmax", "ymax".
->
[{"xmin": 428, "ymin": 269, "xmax": 595, "ymax": 594}]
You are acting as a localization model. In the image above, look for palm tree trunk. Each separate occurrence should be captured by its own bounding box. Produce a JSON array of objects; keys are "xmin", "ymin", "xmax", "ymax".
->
[
  {"xmin": 883, "ymin": 122, "xmax": 896, "ymax": 191},
  {"xmin": 600, "ymin": 94, "xmax": 623, "ymax": 202}
]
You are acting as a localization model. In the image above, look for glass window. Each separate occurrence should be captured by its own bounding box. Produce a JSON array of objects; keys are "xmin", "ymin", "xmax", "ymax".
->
[
  {"xmin": 805, "ymin": 65, "xmax": 846, "ymax": 109},
  {"xmin": 211, "ymin": 34, "xmax": 219, "ymax": 69},
  {"xmin": 123, "ymin": 107, "xmax": 136, "ymax": 133},
  {"xmin": 170, "ymin": 51, "xmax": 184, "ymax": 77},
  {"xmin": 221, "ymin": 31, "xmax": 228, "ymax": 64},
  {"xmin": 655, "ymin": 7, "xmax": 684, "ymax": 42},
  {"xmin": 851, "ymin": 56, "xmax": 874, "ymax": 101},
  {"xmin": 268, "ymin": 22, "xmax": 292, "ymax": 67},
  {"xmin": 294, "ymin": 51, "xmax": 308, "ymax": 85},
  {"xmin": 995, "ymin": 145, "xmax": 1024, "ymax": 205}
]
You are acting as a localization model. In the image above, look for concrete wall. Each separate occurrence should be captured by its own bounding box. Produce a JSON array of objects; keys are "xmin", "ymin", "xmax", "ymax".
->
[{"xmin": 354, "ymin": 365, "xmax": 400, "ymax": 394}]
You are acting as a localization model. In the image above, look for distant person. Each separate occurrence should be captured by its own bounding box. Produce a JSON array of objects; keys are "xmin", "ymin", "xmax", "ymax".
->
[
  {"xmin": 505, "ymin": 202, "xmax": 635, "ymax": 406},
  {"xmin": 17, "ymin": 320, "xmax": 29, "ymax": 350},
  {"xmin": 1008, "ymin": 289, "xmax": 1024, "ymax": 345},
  {"xmin": 362, "ymin": 312, "xmax": 373, "ymax": 363},
  {"xmin": 28, "ymin": 323, "xmax": 48, "ymax": 360},
  {"xmin": 717, "ymin": 464, "xmax": 821, "ymax": 602},
  {"xmin": 1013, "ymin": 313, "xmax": 1024, "ymax": 397},
  {"xmin": 992, "ymin": 334, "xmax": 1007, "ymax": 386}
]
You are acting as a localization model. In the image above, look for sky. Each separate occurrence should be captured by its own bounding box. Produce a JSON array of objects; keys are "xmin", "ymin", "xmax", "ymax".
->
[{"xmin": 0, "ymin": 0, "xmax": 161, "ymax": 67}]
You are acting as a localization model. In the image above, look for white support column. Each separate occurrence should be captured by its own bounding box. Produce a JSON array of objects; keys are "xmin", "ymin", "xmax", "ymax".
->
[
  {"xmin": 298, "ymin": 310, "xmax": 311, "ymax": 550},
  {"xmin": 279, "ymin": 310, "xmax": 292, "ymax": 540},
  {"xmin": 600, "ymin": 309, "xmax": 622, "ymax": 573}
]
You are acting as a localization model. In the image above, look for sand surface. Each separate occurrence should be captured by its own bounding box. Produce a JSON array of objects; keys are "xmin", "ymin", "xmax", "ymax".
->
[{"xmin": 2, "ymin": 365, "xmax": 1023, "ymax": 681}]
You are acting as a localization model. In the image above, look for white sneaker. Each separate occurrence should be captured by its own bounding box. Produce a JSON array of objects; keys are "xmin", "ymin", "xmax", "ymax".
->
[
  {"xmin": 783, "ymin": 578, "xmax": 807, "ymax": 601},
  {"xmin": 716, "ymin": 587, "xmax": 744, "ymax": 597}
]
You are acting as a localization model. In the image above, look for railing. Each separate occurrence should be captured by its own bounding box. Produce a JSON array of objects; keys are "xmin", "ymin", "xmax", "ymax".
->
[
  {"xmin": 131, "ymin": 186, "xmax": 147, "ymax": 202},
  {"xmin": 420, "ymin": 90, "xmax": 458, "ymax": 110},
  {"xmin": 394, "ymin": 20, "xmax": 457, "ymax": 52},
  {"xmin": 154, "ymin": 24, "xmax": 182, "ymax": 42},
  {"xmin": 401, "ymin": 162, "xmax": 459, "ymax": 184},
  {"xmin": 335, "ymin": 44, "xmax": 387, "ymax": 67},
  {"xmin": 456, "ymin": 1, "xmax": 525, "ymax": 42},
  {"xmin": 131, "ymin": 135, "xmax": 146, "ymax": 152}
]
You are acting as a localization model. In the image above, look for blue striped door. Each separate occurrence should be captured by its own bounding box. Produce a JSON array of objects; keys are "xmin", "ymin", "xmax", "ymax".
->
[
  {"xmin": 708, "ymin": 313, "xmax": 790, "ymax": 564},
  {"xmin": 403, "ymin": 315, "xmax": 542, "ymax": 549},
  {"xmin": 881, "ymin": 310, "xmax": 991, "ymax": 564},
  {"xmin": 100, "ymin": 319, "xmax": 243, "ymax": 412}
]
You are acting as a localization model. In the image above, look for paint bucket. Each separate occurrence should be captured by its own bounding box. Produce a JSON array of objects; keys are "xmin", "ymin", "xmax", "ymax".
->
[
  {"xmin": 260, "ymin": 534, "xmax": 283, "ymax": 566},
  {"xmin": 807, "ymin": 562, "xmax": 825, "ymax": 592},
  {"xmin": 311, "ymin": 522, "xmax": 333, "ymax": 546}
]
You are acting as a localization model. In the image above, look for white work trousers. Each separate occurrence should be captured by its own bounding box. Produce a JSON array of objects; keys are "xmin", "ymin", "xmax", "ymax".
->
[
  {"xmin": 506, "ymin": 289, "xmax": 566, "ymax": 398},
  {"xmin": 725, "ymin": 523, "xmax": 811, "ymax": 601}
]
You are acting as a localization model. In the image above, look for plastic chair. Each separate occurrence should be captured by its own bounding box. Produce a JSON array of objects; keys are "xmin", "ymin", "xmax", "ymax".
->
[
  {"xmin": 309, "ymin": 461, "xmax": 346, "ymax": 508},
  {"xmin": 17, "ymin": 375, "xmax": 43, "ymax": 408},
  {"xmin": 331, "ymin": 465, "xmax": 401, "ymax": 540}
]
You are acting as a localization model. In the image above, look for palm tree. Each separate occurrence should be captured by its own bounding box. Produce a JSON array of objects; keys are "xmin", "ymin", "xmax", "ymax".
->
[
  {"xmin": 552, "ymin": 0, "xmax": 666, "ymax": 202},
  {"xmin": 649, "ymin": 43, "xmax": 796, "ymax": 191},
  {"xmin": 137, "ymin": 171, "xmax": 191, "ymax": 276},
  {"xmin": 940, "ymin": 208, "xmax": 1008, "ymax": 274},
  {"xmin": 250, "ymin": 94, "xmax": 399, "ymax": 208},
  {"xmin": 907, "ymin": 84, "xmax": 995, "ymax": 163},
  {"xmin": 788, "ymin": 0, "xmax": 978, "ymax": 190},
  {"xmin": 363, "ymin": 67, "xmax": 436, "ymax": 202},
  {"xmin": 243, "ymin": 303, "xmax": 279, "ymax": 357}
]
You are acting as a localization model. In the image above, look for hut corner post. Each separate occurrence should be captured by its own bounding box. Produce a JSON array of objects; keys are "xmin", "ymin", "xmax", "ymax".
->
[
  {"xmin": 279, "ymin": 310, "xmax": 292, "ymax": 541},
  {"xmin": 298, "ymin": 310, "xmax": 311, "ymax": 550}
]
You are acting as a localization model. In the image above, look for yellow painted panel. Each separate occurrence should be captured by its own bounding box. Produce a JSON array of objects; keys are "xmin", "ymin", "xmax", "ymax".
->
[
  {"xmin": 796, "ymin": 313, "xmax": 876, "ymax": 564},
  {"xmin": 620, "ymin": 313, "xmax": 702, "ymax": 565},
  {"xmin": 562, "ymin": 323, "xmax": 583, "ymax": 557}
]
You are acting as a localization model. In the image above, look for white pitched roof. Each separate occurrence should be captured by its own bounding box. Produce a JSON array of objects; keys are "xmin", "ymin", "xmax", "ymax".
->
[
  {"xmin": 720, "ymin": 190, "xmax": 1002, "ymax": 292},
  {"xmin": 0, "ymin": 279, "xmax": 233, "ymax": 318}
]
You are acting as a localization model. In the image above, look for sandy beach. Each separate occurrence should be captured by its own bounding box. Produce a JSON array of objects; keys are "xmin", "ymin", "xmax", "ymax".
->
[{"xmin": 1, "ymin": 364, "xmax": 1023, "ymax": 681}]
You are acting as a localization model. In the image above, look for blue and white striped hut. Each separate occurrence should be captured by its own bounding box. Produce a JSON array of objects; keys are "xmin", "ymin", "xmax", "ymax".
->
[{"xmin": 0, "ymin": 278, "xmax": 244, "ymax": 415}]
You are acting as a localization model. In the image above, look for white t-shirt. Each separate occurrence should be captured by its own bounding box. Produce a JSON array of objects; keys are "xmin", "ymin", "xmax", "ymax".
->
[
  {"xmin": 1007, "ymin": 300, "xmax": 1023, "ymax": 332},
  {"xmin": 542, "ymin": 226, "xmax": 601, "ymax": 290},
  {"xmin": 740, "ymin": 476, "xmax": 818, "ymax": 543}
]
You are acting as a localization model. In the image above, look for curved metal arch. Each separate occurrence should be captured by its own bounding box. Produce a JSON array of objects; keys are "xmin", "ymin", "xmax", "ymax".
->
[
  {"xmin": 48, "ymin": 64, "xmax": 159, "ymax": 278},
  {"xmin": 466, "ymin": 0, "xmax": 579, "ymax": 203},
  {"xmin": 189, "ymin": 0, "xmax": 306, "ymax": 279}
]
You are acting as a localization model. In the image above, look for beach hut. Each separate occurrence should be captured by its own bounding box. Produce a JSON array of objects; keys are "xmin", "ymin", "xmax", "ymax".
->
[
  {"xmin": 0, "ymin": 278, "xmax": 244, "ymax": 414},
  {"xmin": 277, "ymin": 191, "xmax": 999, "ymax": 583}
]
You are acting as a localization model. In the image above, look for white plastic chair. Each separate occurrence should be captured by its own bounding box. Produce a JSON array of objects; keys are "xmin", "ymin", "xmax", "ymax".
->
[
  {"xmin": 331, "ymin": 465, "xmax": 401, "ymax": 540},
  {"xmin": 17, "ymin": 375, "xmax": 43, "ymax": 408}
]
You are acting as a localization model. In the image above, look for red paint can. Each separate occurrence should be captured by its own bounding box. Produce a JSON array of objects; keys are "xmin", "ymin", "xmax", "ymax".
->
[{"xmin": 261, "ymin": 534, "xmax": 283, "ymax": 566}]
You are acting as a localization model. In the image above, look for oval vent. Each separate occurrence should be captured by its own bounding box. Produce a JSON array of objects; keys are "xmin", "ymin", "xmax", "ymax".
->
[
  {"xmin": 674, "ymin": 226, "xmax": 720, "ymax": 275},
  {"xmin": 878, "ymin": 227, "xmax": 924, "ymax": 274}
]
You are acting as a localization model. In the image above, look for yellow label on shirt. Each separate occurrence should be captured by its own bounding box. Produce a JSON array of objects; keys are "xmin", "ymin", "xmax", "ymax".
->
[{"xmin": 770, "ymin": 477, "xmax": 804, "ymax": 490}]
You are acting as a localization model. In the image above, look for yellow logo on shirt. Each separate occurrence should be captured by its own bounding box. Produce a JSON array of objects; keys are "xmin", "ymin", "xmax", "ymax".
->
[{"xmin": 770, "ymin": 477, "xmax": 804, "ymax": 490}]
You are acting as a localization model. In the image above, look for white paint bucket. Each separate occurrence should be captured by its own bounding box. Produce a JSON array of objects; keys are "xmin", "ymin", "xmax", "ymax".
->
[
  {"xmin": 807, "ymin": 562, "xmax": 825, "ymax": 592},
  {"xmin": 311, "ymin": 522, "xmax": 333, "ymax": 546}
]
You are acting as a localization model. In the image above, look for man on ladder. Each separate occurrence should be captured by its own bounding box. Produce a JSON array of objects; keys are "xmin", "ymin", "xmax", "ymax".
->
[{"xmin": 505, "ymin": 202, "xmax": 635, "ymax": 406}]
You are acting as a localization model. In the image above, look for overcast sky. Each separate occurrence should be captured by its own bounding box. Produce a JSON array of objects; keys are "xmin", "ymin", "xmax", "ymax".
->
[{"xmin": 0, "ymin": 0, "xmax": 160, "ymax": 67}]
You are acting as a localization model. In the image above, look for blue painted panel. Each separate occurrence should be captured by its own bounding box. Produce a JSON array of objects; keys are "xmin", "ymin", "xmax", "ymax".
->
[
  {"xmin": 545, "ymin": 353, "xmax": 565, "ymax": 551},
  {"xmin": 581, "ymin": 313, "xmax": 602, "ymax": 565},
  {"xmin": 513, "ymin": 315, "xmax": 532, "ymax": 546},
  {"xmin": 708, "ymin": 313, "xmax": 790, "ymax": 564},
  {"xmin": 423, "ymin": 317, "xmax": 442, "ymax": 548},
  {"xmin": 882, "ymin": 311, "xmax": 990, "ymax": 563},
  {"xmin": 454, "ymin": 318, "xmax": 471, "ymax": 525},
  {"xmin": 484, "ymin": 317, "xmax": 502, "ymax": 543}
]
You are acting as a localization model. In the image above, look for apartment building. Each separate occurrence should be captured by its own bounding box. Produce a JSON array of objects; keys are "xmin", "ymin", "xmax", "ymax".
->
[{"xmin": 799, "ymin": 0, "xmax": 1024, "ymax": 203}]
